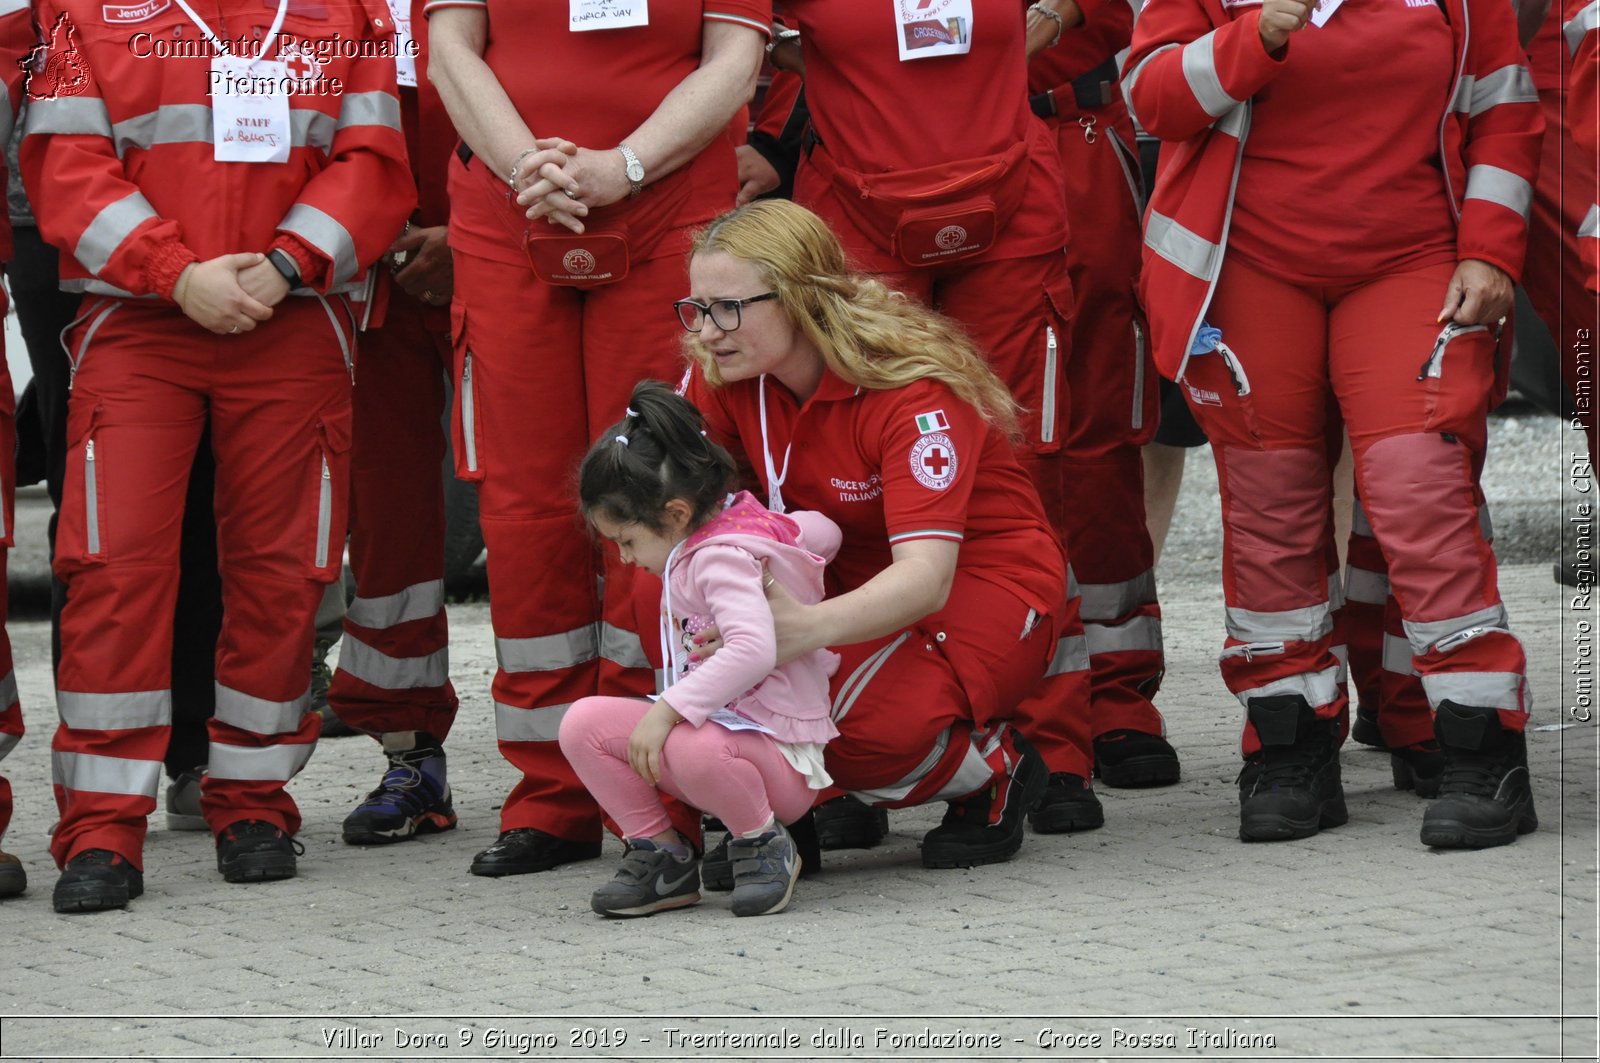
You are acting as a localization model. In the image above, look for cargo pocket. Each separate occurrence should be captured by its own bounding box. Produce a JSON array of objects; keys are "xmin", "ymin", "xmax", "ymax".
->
[
  {"xmin": 59, "ymin": 405, "xmax": 109, "ymax": 569},
  {"xmin": 310, "ymin": 408, "xmax": 352, "ymax": 578},
  {"xmin": 1417, "ymin": 322, "xmax": 1491, "ymax": 432}
]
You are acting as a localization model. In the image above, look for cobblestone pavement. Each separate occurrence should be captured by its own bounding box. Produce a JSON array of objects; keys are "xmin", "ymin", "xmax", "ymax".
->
[{"xmin": 0, "ymin": 413, "xmax": 1594, "ymax": 1062}]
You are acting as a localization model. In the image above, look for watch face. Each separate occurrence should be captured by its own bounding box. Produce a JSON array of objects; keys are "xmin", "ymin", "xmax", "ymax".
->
[{"xmin": 626, "ymin": 159, "xmax": 645, "ymax": 182}]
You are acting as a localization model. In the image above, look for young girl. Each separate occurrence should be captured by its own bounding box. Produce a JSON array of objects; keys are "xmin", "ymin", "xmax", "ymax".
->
[{"xmin": 558, "ymin": 380, "xmax": 841, "ymax": 918}]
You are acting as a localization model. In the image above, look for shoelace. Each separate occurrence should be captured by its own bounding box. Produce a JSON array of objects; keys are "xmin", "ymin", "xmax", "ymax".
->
[
  {"xmin": 364, "ymin": 763, "xmax": 441, "ymax": 811},
  {"xmin": 1246, "ymin": 741, "xmax": 1329, "ymax": 791},
  {"xmin": 1437, "ymin": 752, "xmax": 1509, "ymax": 798}
]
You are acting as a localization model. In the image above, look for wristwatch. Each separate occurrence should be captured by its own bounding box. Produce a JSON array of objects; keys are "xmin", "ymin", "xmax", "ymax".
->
[
  {"xmin": 616, "ymin": 143, "xmax": 645, "ymax": 198},
  {"xmin": 766, "ymin": 27, "xmax": 801, "ymax": 53}
]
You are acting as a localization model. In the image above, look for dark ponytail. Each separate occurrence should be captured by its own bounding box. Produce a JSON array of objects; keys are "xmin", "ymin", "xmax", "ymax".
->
[{"xmin": 578, "ymin": 380, "xmax": 736, "ymax": 532}]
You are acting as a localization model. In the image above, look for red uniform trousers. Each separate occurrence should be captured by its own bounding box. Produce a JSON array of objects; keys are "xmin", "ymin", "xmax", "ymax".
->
[
  {"xmin": 0, "ymin": 348, "xmax": 18, "ymax": 844},
  {"xmin": 1525, "ymin": 83, "xmax": 1598, "ymax": 461},
  {"xmin": 824, "ymin": 573, "xmax": 1057, "ymax": 809},
  {"xmin": 449, "ymin": 248, "xmax": 698, "ymax": 842},
  {"xmin": 875, "ymin": 251, "xmax": 1095, "ymax": 779},
  {"xmin": 1184, "ymin": 258, "xmax": 1530, "ymax": 758},
  {"xmin": 328, "ymin": 292, "xmax": 459, "ymax": 739},
  {"xmin": 1047, "ymin": 101, "xmax": 1167, "ymax": 739},
  {"xmin": 49, "ymin": 297, "xmax": 348, "ymax": 869},
  {"xmin": 1343, "ymin": 487, "xmax": 1493, "ymax": 749}
]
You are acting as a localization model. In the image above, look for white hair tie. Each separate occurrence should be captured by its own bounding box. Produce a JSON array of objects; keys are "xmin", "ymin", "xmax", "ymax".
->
[
  {"xmin": 615, "ymin": 434, "xmax": 629, "ymax": 446},
  {"xmin": 625, "ymin": 407, "xmax": 639, "ymax": 417}
]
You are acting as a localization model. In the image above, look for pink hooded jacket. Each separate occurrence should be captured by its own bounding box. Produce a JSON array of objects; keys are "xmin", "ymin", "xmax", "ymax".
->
[{"xmin": 659, "ymin": 492, "xmax": 842, "ymax": 746}]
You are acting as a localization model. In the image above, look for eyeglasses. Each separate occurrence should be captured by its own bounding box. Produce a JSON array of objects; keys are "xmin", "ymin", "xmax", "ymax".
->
[{"xmin": 672, "ymin": 292, "xmax": 779, "ymax": 333}]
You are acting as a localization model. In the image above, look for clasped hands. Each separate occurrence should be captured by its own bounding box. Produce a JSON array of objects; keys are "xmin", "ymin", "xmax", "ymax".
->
[
  {"xmin": 509, "ymin": 137, "xmax": 632, "ymax": 235},
  {"xmin": 173, "ymin": 252, "xmax": 288, "ymax": 336}
]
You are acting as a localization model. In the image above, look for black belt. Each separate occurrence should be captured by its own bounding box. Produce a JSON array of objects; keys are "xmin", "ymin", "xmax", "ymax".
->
[{"xmin": 1029, "ymin": 56, "xmax": 1121, "ymax": 118}]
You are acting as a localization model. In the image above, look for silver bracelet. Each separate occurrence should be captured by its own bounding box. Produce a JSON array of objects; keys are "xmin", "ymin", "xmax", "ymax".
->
[
  {"xmin": 508, "ymin": 147, "xmax": 540, "ymax": 187},
  {"xmin": 1029, "ymin": 2, "xmax": 1064, "ymax": 48}
]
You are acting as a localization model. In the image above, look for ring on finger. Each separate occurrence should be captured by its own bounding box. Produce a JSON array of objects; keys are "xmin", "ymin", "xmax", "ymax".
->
[{"xmin": 228, "ymin": 325, "xmax": 239, "ymax": 334}]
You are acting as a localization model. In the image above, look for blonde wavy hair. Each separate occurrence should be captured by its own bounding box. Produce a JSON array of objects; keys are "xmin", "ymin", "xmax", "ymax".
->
[{"xmin": 686, "ymin": 200, "xmax": 1022, "ymax": 437}]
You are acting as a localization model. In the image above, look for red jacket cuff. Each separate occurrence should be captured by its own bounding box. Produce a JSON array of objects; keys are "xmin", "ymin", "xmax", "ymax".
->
[{"xmin": 145, "ymin": 240, "xmax": 201, "ymax": 300}]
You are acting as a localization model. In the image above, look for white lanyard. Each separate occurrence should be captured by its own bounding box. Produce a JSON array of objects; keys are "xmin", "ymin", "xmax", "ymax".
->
[
  {"xmin": 173, "ymin": 0, "xmax": 287, "ymax": 64},
  {"xmin": 657, "ymin": 540, "xmax": 687, "ymax": 690},
  {"xmin": 757, "ymin": 375, "xmax": 792, "ymax": 515}
]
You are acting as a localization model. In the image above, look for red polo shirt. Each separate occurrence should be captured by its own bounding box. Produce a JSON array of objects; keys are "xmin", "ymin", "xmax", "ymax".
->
[{"xmin": 687, "ymin": 364, "xmax": 1065, "ymax": 614}]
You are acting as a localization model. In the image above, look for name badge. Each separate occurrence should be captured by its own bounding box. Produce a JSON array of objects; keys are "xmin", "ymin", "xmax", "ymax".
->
[
  {"xmin": 211, "ymin": 54, "xmax": 291, "ymax": 164},
  {"xmin": 1310, "ymin": 0, "xmax": 1345, "ymax": 27},
  {"xmin": 387, "ymin": 0, "xmax": 416, "ymax": 87},
  {"xmin": 570, "ymin": 0, "xmax": 648, "ymax": 31},
  {"xmin": 896, "ymin": 0, "xmax": 973, "ymax": 62}
]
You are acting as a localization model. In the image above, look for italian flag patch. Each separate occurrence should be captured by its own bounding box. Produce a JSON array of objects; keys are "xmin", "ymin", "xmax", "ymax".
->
[{"xmin": 914, "ymin": 409, "xmax": 950, "ymax": 435}]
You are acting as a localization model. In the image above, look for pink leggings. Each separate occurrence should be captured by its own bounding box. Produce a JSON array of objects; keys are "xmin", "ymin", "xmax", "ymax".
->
[{"xmin": 558, "ymin": 697, "xmax": 818, "ymax": 839}]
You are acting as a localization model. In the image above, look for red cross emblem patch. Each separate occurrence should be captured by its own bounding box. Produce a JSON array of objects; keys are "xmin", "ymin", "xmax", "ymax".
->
[{"xmin": 910, "ymin": 432, "xmax": 957, "ymax": 490}]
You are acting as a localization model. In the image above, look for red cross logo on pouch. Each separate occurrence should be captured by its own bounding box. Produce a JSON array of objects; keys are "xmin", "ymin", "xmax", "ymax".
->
[
  {"xmin": 910, "ymin": 432, "xmax": 957, "ymax": 490},
  {"xmin": 279, "ymin": 43, "xmax": 322, "ymax": 81}
]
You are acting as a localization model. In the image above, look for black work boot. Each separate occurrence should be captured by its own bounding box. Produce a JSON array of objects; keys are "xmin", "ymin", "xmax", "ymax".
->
[
  {"xmin": 1420, "ymin": 700, "xmax": 1537, "ymax": 849},
  {"xmin": 1237, "ymin": 694, "xmax": 1347, "ymax": 842},
  {"xmin": 813, "ymin": 795, "xmax": 889, "ymax": 851},
  {"xmin": 921, "ymin": 732, "xmax": 1047, "ymax": 868}
]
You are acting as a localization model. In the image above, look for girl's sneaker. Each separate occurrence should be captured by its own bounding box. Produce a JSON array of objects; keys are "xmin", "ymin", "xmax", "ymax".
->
[
  {"xmin": 727, "ymin": 822, "xmax": 800, "ymax": 917},
  {"xmin": 589, "ymin": 840, "xmax": 701, "ymax": 918}
]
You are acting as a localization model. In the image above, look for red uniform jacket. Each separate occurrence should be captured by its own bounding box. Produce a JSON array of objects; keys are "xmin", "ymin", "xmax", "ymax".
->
[
  {"xmin": 20, "ymin": 0, "xmax": 414, "ymax": 300},
  {"xmin": 1126, "ymin": 0, "xmax": 1543, "ymax": 380}
]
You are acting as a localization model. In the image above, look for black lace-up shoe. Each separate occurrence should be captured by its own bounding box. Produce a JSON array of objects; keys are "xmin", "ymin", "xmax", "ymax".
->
[
  {"xmin": 1237, "ymin": 694, "xmax": 1347, "ymax": 842},
  {"xmin": 1389, "ymin": 739, "xmax": 1445, "ymax": 798},
  {"xmin": 921, "ymin": 733, "xmax": 1047, "ymax": 868},
  {"xmin": 469, "ymin": 828, "xmax": 601, "ymax": 877},
  {"xmin": 1351, "ymin": 705, "xmax": 1386, "ymax": 748},
  {"xmin": 215, "ymin": 820, "xmax": 302, "ymax": 883},
  {"xmin": 814, "ymin": 795, "xmax": 889, "ymax": 850},
  {"xmin": 53, "ymin": 849, "xmax": 144, "ymax": 913},
  {"xmin": 1093, "ymin": 729, "xmax": 1181, "ymax": 788},
  {"xmin": 1028, "ymin": 772, "xmax": 1105, "ymax": 833},
  {"xmin": 1421, "ymin": 701, "xmax": 1537, "ymax": 849}
]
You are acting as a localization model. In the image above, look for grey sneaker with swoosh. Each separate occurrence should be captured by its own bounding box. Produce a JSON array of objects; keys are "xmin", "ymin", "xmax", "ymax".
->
[
  {"xmin": 727, "ymin": 821, "xmax": 801, "ymax": 917},
  {"xmin": 589, "ymin": 840, "xmax": 701, "ymax": 918}
]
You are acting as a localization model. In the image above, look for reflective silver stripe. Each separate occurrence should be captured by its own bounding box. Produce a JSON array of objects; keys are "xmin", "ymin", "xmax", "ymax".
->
[
  {"xmin": 0, "ymin": 669, "xmax": 15, "ymax": 710},
  {"xmin": 1383, "ymin": 634, "xmax": 1418, "ymax": 676},
  {"xmin": 1235, "ymin": 665, "xmax": 1343, "ymax": 710},
  {"xmin": 831, "ymin": 632, "xmax": 912, "ymax": 724},
  {"xmin": 110, "ymin": 104, "xmax": 340, "ymax": 158},
  {"xmin": 53, "ymin": 750, "xmax": 161, "ymax": 797},
  {"xmin": 1582, "ymin": 204, "xmax": 1600, "ymax": 240},
  {"xmin": 494, "ymin": 699, "xmax": 569, "ymax": 742},
  {"xmin": 279, "ymin": 203, "xmax": 358, "ymax": 286},
  {"xmin": 338, "ymin": 639, "xmax": 449, "ymax": 691},
  {"xmin": 1214, "ymin": 100, "xmax": 1249, "ymax": 138},
  {"xmin": 346, "ymin": 579, "xmax": 445, "ymax": 630},
  {"xmin": 1078, "ymin": 570, "xmax": 1157, "ymax": 622},
  {"xmin": 1421, "ymin": 671, "xmax": 1526, "ymax": 712},
  {"xmin": 216, "ymin": 684, "xmax": 309, "ymax": 736},
  {"xmin": 76, "ymin": 191, "xmax": 160, "ymax": 276},
  {"xmin": 1181, "ymin": 31, "xmax": 1242, "ymax": 117},
  {"xmin": 1331, "ymin": 641, "xmax": 1349, "ymax": 683},
  {"xmin": 853, "ymin": 727, "xmax": 951, "ymax": 804},
  {"xmin": 60, "ymin": 278, "xmax": 140, "ymax": 298},
  {"xmin": 23, "ymin": 95, "xmax": 114, "ymax": 137},
  {"xmin": 1121, "ymin": 42, "xmax": 1178, "ymax": 122},
  {"xmin": 929, "ymin": 734, "xmax": 1002, "ymax": 802},
  {"xmin": 1146, "ymin": 210, "xmax": 1221, "ymax": 282},
  {"xmin": 208, "ymin": 741, "xmax": 315, "ymax": 781},
  {"xmin": 1085, "ymin": 615, "xmax": 1164, "ymax": 657},
  {"xmin": 497, "ymin": 627, "xmax": 598, "ymax": 673},
  {"xmin": 1351, "ymin": 498, "xmax": 1373, "ymax": 537},
  {"xmin": 1326, "ymin": 571, "xmax": 1345, "ymax": 613},
  {"xmin": 1454, "ymin": 65, "xmax": 1538, "ymax": 117},
  {"xmin": 58, "ymin": 689, "xmax": 171, "ymax": 731},
  {"xmin": 0, "ymin": 732, "xmax": 18, "ymax": 759},
  {"xmin": 1225, "ymin": 602, "xmax": 1333, "ymax": 644},
  {"xmin": 599, "ymin": 622, "xmax": 651, "ymax": 671},
  {"xmin": 1044, "ymin": 633, "xmax": 1090, "ymax": 676},
  {"xmin": 1404, "ymin": 604, "xmax": 1509, "ymax": 655},
  {"xmin": 335, "ymin": 91, "xmax": 402, "ymax": 134},
  {"xmin": 1464, "ymin": 164, "xmax": 1533, "ymax": 220},
  {"xmin": 1344, "ymin": 566, "xmax": 1389, "ymax": 605},
  {"xmin": 1568, "ymin": 1, "xmax": 1600, "ymax": 57}
]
